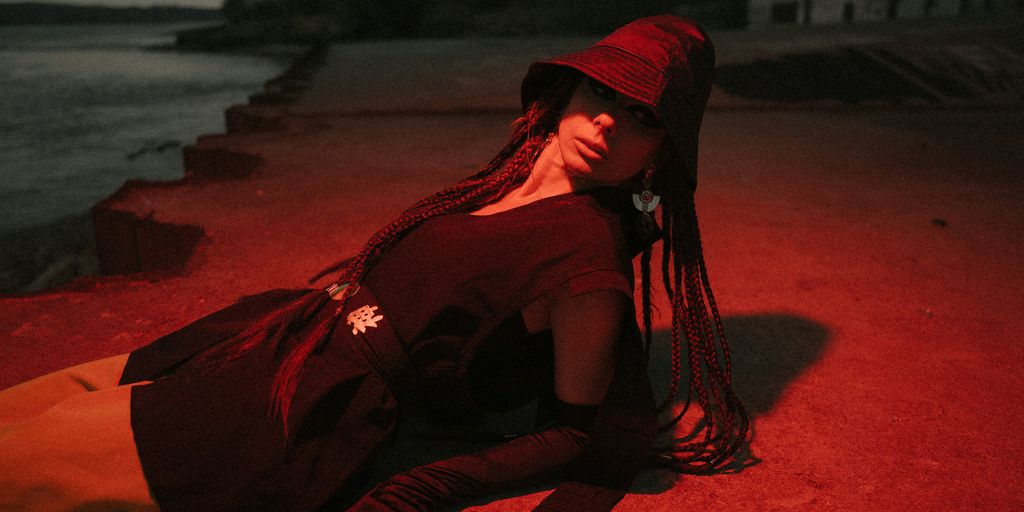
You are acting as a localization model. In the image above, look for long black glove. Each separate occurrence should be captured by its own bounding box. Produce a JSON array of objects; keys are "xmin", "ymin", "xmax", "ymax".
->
[
  {"xmin": 533, "ymin": 318, "xmax": 659, "ymax": 512},
  {"xmin": 345, "ymin": 423, "xmax": 590, "ymax": 511},
  {"xmin": 346, "ymin": 377, "xmax": 654, "ymax": 511},
  {"xmin": 347, "ymin": 322, "xmax": 657, "ymax": 512}
]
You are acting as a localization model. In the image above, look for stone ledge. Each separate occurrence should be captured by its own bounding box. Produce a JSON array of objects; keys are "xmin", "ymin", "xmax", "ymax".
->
[
  {"xmin": 82, "ymin": 45, "xmax": 330, "ymax": 281},
  {"xmin": 91, "ymin": 179, "xmax": 207, "ymax": 276},
  {"xmin": 182, "ymin": 145, "xmax": 265, "ymax": 180}
]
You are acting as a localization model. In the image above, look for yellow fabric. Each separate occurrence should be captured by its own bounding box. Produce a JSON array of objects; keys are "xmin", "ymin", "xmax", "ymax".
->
[{"xmin": 0, "ymin": 354, "xmax": 157, "ymax": 512}]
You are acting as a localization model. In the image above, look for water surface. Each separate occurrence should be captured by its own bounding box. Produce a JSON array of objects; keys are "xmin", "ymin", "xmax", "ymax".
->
[{"xmin": 0, "ymin": 22, "xmax": 289, "ymax": 236}]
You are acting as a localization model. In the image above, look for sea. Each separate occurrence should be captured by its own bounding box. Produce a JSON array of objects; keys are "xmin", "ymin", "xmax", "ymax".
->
[{"xmin": 0, "ymin": 22, "xmax": 292, "ymax": 238}]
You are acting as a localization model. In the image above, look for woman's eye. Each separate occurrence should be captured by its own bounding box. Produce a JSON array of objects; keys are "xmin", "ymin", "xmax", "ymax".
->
[
  {"xmin": 586, "ymin": 78, "xmax": 617, "ymax": 102},
  {"xmin": 627, "ymin": 105, "xmax": 663, "ymax": 129}
]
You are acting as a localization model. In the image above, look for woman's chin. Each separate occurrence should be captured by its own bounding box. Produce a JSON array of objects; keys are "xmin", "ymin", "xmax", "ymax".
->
[{"xmin": 565, "ymin": 166, "xmax": 597, "ymax": 187}]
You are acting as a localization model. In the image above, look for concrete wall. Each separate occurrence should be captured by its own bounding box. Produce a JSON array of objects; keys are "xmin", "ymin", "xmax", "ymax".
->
[
  {"xmin": 747, "ymin": 0, "xmax": 804, "ymax": 25},
  {"xmin": 746, "ymin": 0, "xmax": 1019, "ymax": 26},
  {"xmin": 961, "ymin": 0, "xmax": 1024, "ymax": 14},
  {"xmin": 894, "ymin": 0, "xmax": 962, "ymax": 17},
  {"xmin": 808, "ymin": 0, "xmax": 889, "ymax": 23}
]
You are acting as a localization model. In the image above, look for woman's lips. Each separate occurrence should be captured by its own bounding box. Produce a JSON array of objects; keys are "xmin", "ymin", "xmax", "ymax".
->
[{"xmin": 575, "ymin": 138, "xmax": 607, "ymax": 160}]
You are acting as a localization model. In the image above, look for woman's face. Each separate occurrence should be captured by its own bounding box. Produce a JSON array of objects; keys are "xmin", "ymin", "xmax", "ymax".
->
[{"xmin": 555, "ymin": 77, "xmax": 665, "ymax": 187}]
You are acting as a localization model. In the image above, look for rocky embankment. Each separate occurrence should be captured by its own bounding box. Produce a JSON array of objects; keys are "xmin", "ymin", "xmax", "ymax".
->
[
  {"xmin": 0, "ymin": 45, "xmax": 326, "ymax": 295},
  {"xmin": 0, "ymin": 214, "xmax": 98, "ymax": 293},
  {"xmin": 87, "ymin": 47, "xmax": 330, "ymax": 278}
]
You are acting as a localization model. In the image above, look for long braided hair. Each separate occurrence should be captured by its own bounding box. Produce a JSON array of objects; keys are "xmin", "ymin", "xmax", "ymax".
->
[
  {"xmin": 642, "ymin": 169, "xmax": 749, "ymax": 473},
  {"xmin": 200, "ymin": 68, "xmax": 747, "ymax": 472}
]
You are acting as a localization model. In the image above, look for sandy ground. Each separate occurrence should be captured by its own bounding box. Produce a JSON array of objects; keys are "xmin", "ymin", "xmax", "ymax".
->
[{"xmin": 2, "ymin": 19, "xmax": 1023, "ymax": 511}]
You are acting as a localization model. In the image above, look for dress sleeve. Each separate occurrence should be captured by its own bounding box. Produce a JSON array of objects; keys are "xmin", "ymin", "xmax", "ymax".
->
[
  {"xmin": 566, "ymin": 269, "xmax": 633, "ymax": 299},
  {"xmin": 345, "ymin": 318, "xmax": 657, "ymax": 512}
]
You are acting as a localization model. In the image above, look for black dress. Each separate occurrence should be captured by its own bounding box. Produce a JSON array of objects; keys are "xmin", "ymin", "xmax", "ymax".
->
[{"xmin": 118, "ymin": 187, "xmax": 659, "ymax": 511}]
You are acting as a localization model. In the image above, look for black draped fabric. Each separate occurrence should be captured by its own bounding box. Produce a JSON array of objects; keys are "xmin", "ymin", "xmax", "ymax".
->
[{"xmin": 120, "ymin": 187, "xmax": 659, "ymax": 511}]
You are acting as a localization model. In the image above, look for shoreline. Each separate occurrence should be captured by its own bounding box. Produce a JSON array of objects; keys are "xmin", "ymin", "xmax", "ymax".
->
[
  {"xmin": 86, "ymin": 42, "xmax": 329, "ymax": 279},
  {"xmin": 0, "ymin": 41, "xmax": 321, "ymax": 294}
]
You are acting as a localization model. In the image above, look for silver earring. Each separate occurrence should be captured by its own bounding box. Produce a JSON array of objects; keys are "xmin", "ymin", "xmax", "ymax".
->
[{"xmin": 632, "ymin": 164, "xmax": 660, "ymax": 235}]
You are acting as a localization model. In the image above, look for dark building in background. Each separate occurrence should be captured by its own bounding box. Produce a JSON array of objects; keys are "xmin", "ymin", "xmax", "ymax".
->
[
  {"xmin": 199, "ymin": 0, "xmax": 748, "ymax": 48},
  {"xmin": 189, "ymin": 0, "xmax": 1022, "ymax": 48},
  {"xmin": 747, "ymin": 0, "xmax": 1022, "ymax": 26}
]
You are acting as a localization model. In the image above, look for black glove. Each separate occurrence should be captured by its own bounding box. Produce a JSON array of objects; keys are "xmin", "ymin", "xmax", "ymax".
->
[
  {"xmin": 348, "ymin": 320, "xmax": 656, "ymax": 512},
  {"xmin": 345, "ymin": 424, "xmax": 589, "ymax": 511}
]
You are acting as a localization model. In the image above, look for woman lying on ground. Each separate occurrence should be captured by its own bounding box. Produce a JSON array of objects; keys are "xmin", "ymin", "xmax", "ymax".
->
[{"xmin": 0, "ymin": 15, "xmax": 747, "ymax": 512}]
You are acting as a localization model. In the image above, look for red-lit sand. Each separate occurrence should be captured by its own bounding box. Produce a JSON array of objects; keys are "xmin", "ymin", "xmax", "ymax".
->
[{"xmin": 2, "ymin": 22, "xmax": 1022, "ymax": 511}]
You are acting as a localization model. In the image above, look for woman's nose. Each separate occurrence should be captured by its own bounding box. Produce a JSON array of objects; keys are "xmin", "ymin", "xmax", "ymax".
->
[{"xmin": 593, "ymin": 111, "xmax": 617, "ymax": 137}]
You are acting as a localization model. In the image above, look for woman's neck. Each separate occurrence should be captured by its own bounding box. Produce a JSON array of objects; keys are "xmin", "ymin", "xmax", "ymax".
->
[
  {"xmin": 512, "ymin": 135, "xmax": 592, "ymax": 201},
  {"xmin": 470, "ymin": 136, "xmax": 594, "ymax": 216}
]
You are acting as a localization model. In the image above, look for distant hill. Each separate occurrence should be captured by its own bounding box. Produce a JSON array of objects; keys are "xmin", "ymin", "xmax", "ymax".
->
[{"xmin": 0, "ymin": 2, "xmax": 223, "ymax": 24}]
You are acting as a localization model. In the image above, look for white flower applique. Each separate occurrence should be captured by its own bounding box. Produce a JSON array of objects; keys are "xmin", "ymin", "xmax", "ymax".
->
[{"xmin": 347, "ymin": 305, "xmax": 384, "ymax": 335}]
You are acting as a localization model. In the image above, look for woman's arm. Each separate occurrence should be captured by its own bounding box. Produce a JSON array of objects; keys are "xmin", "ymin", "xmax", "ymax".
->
[
  {"xmin": 346, "ymin": 289, "xmax": 646, "ymax": 511},
  {"xmin": 549, "ymin": 288, "xmax": 624, "ymax": 407}
]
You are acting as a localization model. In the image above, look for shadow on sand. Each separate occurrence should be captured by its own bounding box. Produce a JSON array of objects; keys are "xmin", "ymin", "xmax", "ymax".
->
[
  {"xmin": 715, "ymin": 43, "xmax": 1024, "ymax": 106},
  {"xmin": 630, "ymin": 313, "xmax": 831, "ymax": 494}
]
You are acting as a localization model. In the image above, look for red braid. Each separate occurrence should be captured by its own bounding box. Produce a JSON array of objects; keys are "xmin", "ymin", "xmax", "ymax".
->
[
  {"xmin": 648, "ymin": 190, "xmax": 748, "ymax": 473},
  {"xmin": 640, "ymin": 246, "xmax": 653, "ymax": 361}
]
